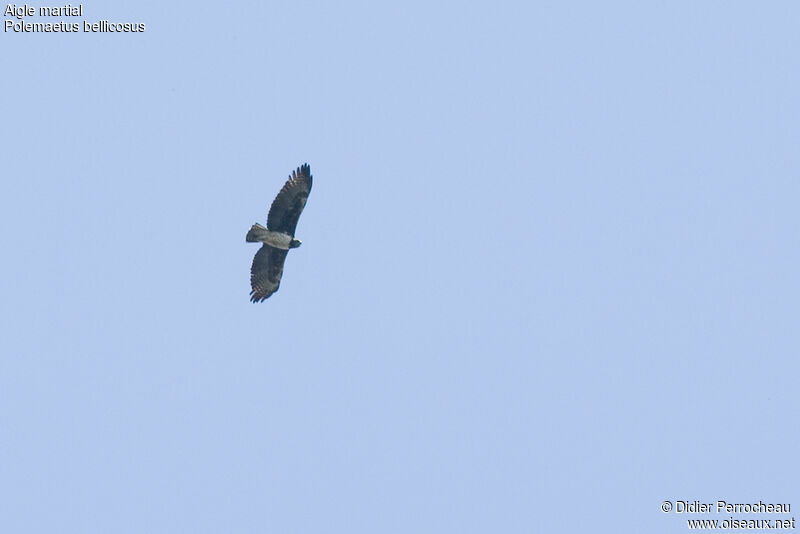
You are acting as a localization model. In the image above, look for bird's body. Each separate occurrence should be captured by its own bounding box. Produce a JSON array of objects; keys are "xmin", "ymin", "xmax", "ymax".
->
[
  {"xmin": 246, "ymin": 223, "xmax": 299, "ymax": 250},
  {"xmin": 246, "ymin": 163, "xmax": 312, "ymax": 302}
]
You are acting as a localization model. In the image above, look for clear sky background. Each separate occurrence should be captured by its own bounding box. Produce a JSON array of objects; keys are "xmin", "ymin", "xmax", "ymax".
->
[{"xmin": 2, "ymin": 1, "xmax": 798, "ymax": 532}]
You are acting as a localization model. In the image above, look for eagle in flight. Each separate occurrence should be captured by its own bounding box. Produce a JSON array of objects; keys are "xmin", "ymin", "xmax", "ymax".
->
[{"xmin": 246, "ymin": 163, "xmax": 313, "ymax": 302}]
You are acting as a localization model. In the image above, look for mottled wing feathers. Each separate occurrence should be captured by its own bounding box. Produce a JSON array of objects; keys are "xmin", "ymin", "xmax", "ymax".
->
[
  {"xmin": 267, "ymin": 163, "xmax": 313, "ymax": 236},
  {"xmin": 250, "ymin": 245, "xmax": 289, "ymax": 302}
]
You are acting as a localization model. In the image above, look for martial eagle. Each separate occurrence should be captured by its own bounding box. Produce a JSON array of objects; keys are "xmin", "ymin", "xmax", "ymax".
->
[{"xmin": 246, "ymin": 163, "xmax": 313, "ymax": 302}]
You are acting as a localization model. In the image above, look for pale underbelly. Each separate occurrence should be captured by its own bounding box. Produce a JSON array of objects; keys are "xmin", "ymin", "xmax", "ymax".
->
[{"xmin": 263, "ymin": 231, "xmax": 293, "ymax": 250}]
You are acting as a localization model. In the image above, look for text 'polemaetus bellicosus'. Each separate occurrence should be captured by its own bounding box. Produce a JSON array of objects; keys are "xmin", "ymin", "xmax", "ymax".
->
[{"xmin": 246, "ymin": 163, "xmax": 312, "ymax": 302}]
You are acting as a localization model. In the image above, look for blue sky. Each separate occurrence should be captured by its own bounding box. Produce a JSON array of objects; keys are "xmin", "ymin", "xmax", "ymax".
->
[{"xmin": 2, "ymin": 1, "xmax": 798, "ymax": 532}]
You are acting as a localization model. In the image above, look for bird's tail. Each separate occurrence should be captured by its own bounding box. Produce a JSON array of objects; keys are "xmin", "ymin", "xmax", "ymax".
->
[{"xmin": 246, "ymin": 223, "xmax": 269, "ymax": 242}]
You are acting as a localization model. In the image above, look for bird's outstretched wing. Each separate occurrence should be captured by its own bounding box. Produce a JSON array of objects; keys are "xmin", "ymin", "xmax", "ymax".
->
[
  {"xmin": 250, "ymin": 245, "xmax": 289, "ymax": 302},
  {"xmin": 267, "ymin": 163, "xmax": 313, "ymax": 236}
]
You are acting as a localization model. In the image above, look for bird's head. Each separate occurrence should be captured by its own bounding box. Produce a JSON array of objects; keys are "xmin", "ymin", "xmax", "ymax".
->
[{"xmin": 290, "ymin": 239, "xmax": 302, "ymax": 248}]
